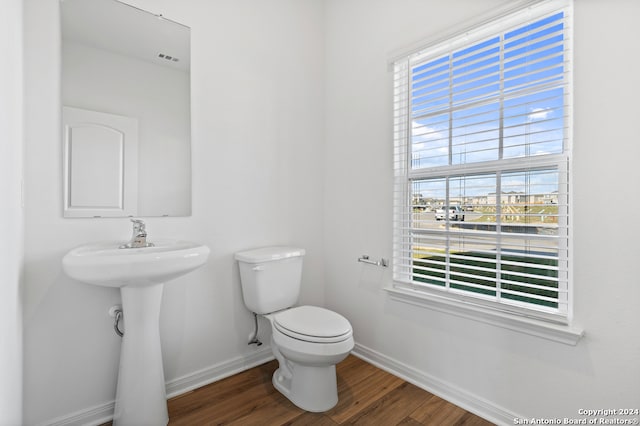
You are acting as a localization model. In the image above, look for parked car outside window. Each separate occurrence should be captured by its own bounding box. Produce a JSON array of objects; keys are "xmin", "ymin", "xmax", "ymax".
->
[{"xmin": 435, "ymin": 205, "xmax": 465, "ymax": 221}]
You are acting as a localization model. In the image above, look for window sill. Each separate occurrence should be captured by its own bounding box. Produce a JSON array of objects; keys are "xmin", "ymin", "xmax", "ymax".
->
[{"xmin": 384, "ymin": 286, "xmax": 584, "ymax": 346}]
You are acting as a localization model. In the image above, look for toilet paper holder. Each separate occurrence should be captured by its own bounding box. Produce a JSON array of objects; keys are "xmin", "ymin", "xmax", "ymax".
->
[{"xmin": 357, "ymin": 255, "xmax": 388, "ymax": 268}]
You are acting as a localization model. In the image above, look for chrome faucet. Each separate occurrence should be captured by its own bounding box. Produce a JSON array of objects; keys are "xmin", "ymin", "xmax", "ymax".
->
[{"xmin": 120, "ymin": 219, "xmax": 154, "ymax": 249}]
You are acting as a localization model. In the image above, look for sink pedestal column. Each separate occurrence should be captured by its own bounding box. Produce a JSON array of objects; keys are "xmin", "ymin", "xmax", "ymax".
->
[{"xmin": 113, "ymin": 283, "xmax": 168, "ymax": 426}]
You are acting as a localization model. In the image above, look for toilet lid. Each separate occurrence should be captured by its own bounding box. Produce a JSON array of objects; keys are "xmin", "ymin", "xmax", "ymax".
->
[{"xmin": 274, "ymin": 306, "xmax": 352, "ymax": 343}]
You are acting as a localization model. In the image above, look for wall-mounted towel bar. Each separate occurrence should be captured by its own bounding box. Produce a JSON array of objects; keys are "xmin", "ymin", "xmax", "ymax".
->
[{"xmin": 358, "ymin": 255, "xmax": 388, "ymax": 267}]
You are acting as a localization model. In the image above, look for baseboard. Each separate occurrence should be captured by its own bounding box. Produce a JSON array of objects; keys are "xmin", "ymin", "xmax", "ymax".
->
[
  {"xmin": 42, "ymin": 346, "xmax": 274, "ymax": 426},
  {"xmin": 165, "ymin": 346, "xmax": 274, "ymax": 398},
  {"xmin": 351, "ymin": 342, "xmax": 518, "ymax": 426},
  {"xmin": 41, "ymin": 402, "xmax": 114, "ymax": 426}
]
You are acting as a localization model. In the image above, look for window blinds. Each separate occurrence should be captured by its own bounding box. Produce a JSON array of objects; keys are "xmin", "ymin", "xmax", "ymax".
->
[{"xmin": 392, "ymin": 0, "xmax": 572, "ymax": 322}]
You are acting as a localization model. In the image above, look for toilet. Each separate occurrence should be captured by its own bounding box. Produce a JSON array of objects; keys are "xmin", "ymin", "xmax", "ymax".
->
[{"xmin": 235, "ymin": 246, "xmax": 354, "ymax": 412}]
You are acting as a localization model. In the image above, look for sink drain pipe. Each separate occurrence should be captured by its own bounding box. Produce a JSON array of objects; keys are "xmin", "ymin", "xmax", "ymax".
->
[
  {"xmin": 113, "ymin": 309, "xmax": 124, "ymax": 337},
  {"xmin": 109, "ymin": 306, "xmax": 124, "ymax": 337}
]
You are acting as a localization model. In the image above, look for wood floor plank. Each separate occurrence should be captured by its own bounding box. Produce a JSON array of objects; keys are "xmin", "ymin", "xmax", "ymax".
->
[
  {"xmin": 168, "ymin": 369, "xmax": 278, "ymax": 425},
  {"xmin": 343, "ymin": 381, "xmax": 434, "ymax": 425},
  {"xmin": 168, "ymin": 360, "xmax": 276, "ymax": 420},
  {"xmin": 326, "ymin": 363, "xmax": 405, "ymax": 424},
  {"xmin": 397, "ymin": 417, "xmax": 429, "ymax": 426},
  {"xmin": 334, "ymin": 354, "xmax": 382, "ymax": 389},
  {"xmin": 409, "ymin": 394, "xmax": 476, "ymax": 425},
  {"xmin": 225, "ymin": 391, "xmax": 302, "ymax": 426},
  {"xmin": 457, "ymin": 412, "xmax": 496, "ymax": 426},
  {"xmin": 285, "ymin": 412, "xmax": 340, "ymax": 426}
]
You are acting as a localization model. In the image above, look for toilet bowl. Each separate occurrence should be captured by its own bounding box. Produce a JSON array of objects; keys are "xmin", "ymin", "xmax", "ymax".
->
[
  {"xmin": 265, "ymin": 306, "xmax": 353, "ymax": 412},
  {"xmin": 235, "ymin": 247, "xmax": 354, "ymax": 412}
]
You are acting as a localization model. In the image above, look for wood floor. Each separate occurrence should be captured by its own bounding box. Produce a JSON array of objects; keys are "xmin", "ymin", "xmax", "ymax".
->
[{"xmin": 102, "ymin": 355, "xmax": 494, "ymax": 425}]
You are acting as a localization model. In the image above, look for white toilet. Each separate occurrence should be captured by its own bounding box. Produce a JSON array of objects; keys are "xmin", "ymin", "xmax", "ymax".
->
[{"xmin": 235, "ymin": 246, "xmax": 354, "ymax": 412}]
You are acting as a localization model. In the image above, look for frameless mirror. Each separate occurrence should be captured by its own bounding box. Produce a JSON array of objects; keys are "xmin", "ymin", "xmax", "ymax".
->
[{"xmin": 61, "ymin": 0, "xmax": 191, "ymax": 217}]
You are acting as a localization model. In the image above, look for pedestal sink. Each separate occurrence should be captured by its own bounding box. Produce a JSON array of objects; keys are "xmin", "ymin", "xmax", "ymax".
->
[{"xmin": 62, "ymin": 239, "xmax": 210, "ymax": 426}]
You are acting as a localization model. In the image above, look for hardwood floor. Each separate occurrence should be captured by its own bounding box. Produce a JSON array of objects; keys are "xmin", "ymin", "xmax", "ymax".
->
[{"xmin": 102, "ymin": 355, "xmax": 494, "ymax": 425}]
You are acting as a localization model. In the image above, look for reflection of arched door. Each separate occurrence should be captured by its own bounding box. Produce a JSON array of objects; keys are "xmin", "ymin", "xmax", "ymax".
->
[{"xmin": 63, "ymin": 106, "xmax": 138, "ymax": 217}]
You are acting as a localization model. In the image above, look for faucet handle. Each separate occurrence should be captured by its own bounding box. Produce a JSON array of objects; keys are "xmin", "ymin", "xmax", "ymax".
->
[{"xmin": 130, "ymin": 218, "xmax": 146, "ymax": 233}]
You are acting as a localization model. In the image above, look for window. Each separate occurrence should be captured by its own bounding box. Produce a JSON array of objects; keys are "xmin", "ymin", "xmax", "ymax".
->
[{"xmin": 392, "ymin": 1, "xmax": 572, "ymax": 325}]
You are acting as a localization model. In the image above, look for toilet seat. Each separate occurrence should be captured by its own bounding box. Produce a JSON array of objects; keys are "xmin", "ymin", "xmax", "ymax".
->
[{"xmin": 273, "ymin": 306, "xmax": 352, "ymax": 344}]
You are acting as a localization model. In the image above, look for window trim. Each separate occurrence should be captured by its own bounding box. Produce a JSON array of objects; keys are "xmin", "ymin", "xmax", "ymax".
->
[
  {"xmin": 389, "ymin": 0, "xmax": 581, "ymax": 342},
  {"xmin": 384, "ymin": 285, "xmax": 583, "ymax": 345}
]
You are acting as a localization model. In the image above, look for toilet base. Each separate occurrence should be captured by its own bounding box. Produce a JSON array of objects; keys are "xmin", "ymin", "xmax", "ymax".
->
[{"xmin": 272, "ymin": 363, "xmax": 338, "ymax": 412}]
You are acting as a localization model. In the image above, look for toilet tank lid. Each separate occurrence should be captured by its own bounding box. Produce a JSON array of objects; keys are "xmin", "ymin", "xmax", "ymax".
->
[{"xmin": 235, "ymin": 246, "xmax": 305, "ymax": 263}]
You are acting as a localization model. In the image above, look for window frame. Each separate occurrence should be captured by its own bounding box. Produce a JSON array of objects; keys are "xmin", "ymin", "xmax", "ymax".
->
[{"xmin": 388, "ymin": 0, "xmax": 582, "ymax": 344}]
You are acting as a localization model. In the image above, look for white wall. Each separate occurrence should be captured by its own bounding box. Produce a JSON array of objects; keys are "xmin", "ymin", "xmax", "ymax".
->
[
  {"xmin": 0, "ymin": 1, "xmax": 24, "ymax": 424},
  {"xmin": 22, "ymin": 0, "xmax": 325, "ymax": 424},
  {"xmin": 324, "ymin": 0, "xmax": 640, "ymax": 422}
]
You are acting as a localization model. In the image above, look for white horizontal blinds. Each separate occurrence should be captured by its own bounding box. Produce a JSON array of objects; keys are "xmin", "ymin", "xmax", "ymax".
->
[
  {"xmin": 497, "ymin": 167, "xmax": 567, "ymax": 310},
  {"xmin": 408, "ymin": 169, "xmax": 568, "ymax": 311},
  {"xmin": 502, "ymin": 11, "xmax": 567, "ymax": 160},
  {"xmin": 411, "ymin": 10, "xmax": 567, "ymax": 169},
  {"xmin": 393, "ymin": 1, "xmax": 571, "ymax": 320},
  {"xmin": 392, "ymin": 59, "xmax": 412, "ymax": 284}
]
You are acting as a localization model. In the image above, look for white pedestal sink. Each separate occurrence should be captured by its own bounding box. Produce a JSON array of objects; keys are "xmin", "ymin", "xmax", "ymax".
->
[{"xmin": 62, "ymin": 239, "xmax": 210, "ymax": 426}]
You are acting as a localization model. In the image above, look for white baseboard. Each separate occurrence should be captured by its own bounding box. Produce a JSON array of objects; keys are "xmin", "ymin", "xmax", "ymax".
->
[
  {"xmin": 351, "ymin": 342, "xmax": 518, "ymax": 426},
  {"xmin": 165, "ymin": 346, "xmax": 274, "ymax": 398},
  {"xmin": 42, "ymin": 347, "xmax": 274, "ymax": 426},
  {"xmin": 41, "ymin": 401, "xmax": 115, "ymax": 426}
]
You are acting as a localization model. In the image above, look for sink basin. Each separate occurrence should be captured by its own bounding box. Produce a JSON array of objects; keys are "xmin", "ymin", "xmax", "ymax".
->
[
  {"xmin": 62, "ymin": 239, "xmax": 210, "ymax": 287},
  {"xmin": 63, "ymin": 238, "xmax": 210, "ymax": 425}
]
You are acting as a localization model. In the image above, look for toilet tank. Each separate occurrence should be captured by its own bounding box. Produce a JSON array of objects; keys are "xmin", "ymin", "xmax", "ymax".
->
[{"xmin": 234, "ymin": 246, "xmax": 305, "ymax": 314}]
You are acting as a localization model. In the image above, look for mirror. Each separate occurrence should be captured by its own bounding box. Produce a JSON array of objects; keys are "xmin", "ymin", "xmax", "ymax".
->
[{"xmin": 61, "ymin": 0, "xmax": 191, "ymax": 217}]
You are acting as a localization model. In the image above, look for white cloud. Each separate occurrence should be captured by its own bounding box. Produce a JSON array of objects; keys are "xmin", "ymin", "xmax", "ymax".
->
[
  {"xmin": 412, "ymin": 121, "xmax": 443, "ymax": 141},
  {"xmin": 528, "ymin": 107, "xmax": 550, "ymax": 120}
]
